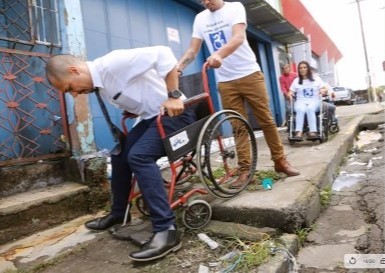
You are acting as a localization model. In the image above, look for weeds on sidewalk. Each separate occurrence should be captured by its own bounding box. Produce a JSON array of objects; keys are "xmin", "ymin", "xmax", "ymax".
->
[
  {"xmin": 246, "ymin": 170, "xmax": 282, "ymax": 191},
  {"xmin": 255, "ymin": 170, "xmax": 281, "ymax": 181},
  {"xmin": 295, "ymin": 225, "xmax": 315, "ymax": 246},
  {"xmin": 320, "ymin": 186, "xmax": 332, "ymax": 206},
  {"xmin": 220, "ymin": 237, "xmax": 273, "ymax": 272}
]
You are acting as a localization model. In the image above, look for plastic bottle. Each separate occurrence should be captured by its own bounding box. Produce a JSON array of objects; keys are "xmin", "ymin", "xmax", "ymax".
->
[
  {"xmin": 220, "ymin": 250, "xmax": 240, "ymax": 260},
  {"xmin": 197, "ymin": 233, "xmax": 219, "ymax": 250}
]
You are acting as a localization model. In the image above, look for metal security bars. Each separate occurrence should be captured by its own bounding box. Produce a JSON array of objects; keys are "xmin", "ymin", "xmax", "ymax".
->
[
  {"xmin": 0, "ymin": 48, "xmax": 69, "ymax": 166},
  {"xmin": 0, "ymin": 0, "xmax": 61, "ymax": 47}
]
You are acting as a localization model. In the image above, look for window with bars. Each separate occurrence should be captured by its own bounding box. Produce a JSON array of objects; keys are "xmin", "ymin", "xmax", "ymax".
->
[{"xmin": 0, "ymin": 0, "xmax": 61, "ymax": 47}]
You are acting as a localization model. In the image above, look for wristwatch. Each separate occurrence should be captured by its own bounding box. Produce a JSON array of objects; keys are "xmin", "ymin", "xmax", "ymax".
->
[{"xmin": 168, "ymin": 89, "xmax": 183, "ymax": 99}]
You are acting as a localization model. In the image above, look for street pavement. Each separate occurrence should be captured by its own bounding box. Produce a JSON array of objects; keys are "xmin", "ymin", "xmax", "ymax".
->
[
  {"xmin": 295, "ymin": 113, "xmax": 384, "ymax": 272},
  {"xmin": 0, "ymin": 102, "xmax": 383, "ymax": 273}
]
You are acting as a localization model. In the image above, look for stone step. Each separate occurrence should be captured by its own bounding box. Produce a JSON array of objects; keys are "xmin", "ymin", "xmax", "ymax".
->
[
  {"xmin": 0, "ymin": 158, "xmax": 81, "ymax": 198},
  {"xmin": 0, "ymin": 213, "xmax": 101, "ymax": 272},
  {"xmin": 0, "ymin": 182, "xmax": 91, "ymax": 245}
]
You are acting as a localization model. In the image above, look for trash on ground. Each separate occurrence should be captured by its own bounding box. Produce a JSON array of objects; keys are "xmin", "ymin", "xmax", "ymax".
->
[
  {"xmin": 197, "ymin": 233, "xmax": 219, "ymax": 250},
  {"xmin": 355, "ymin": 131, "xmax": 383, "ymax": 149},
  {"xmin": 349, "ymin": 162, "xmax": 366, "ymax": 166},
  {"xmin": 262, "ymin": 178, "xmax": 273, "ymax": 190},
  {"xmin": 219, "ymin": 250, "xmax": 241, "ymax": 261},
  {"xmin": 198, "ymin": 264, "xmax": 209, "ymax": 273},
  {"xmin": 332, "ymin": 173, "xmax": 366, "ymax": 191}
]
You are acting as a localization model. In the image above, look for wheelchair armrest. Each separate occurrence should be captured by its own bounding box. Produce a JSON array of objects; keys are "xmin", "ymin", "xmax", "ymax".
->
[
  {"xmin": 183, "ymin": 93, "xmax": 209, "ymax": 108},
  {"xmin": 121, "ymin": 93, "xmax": 208, "ymax": 120},
  {"xmin": 157, "ymin": 93, "xmax": 213, "ymax": 139}
]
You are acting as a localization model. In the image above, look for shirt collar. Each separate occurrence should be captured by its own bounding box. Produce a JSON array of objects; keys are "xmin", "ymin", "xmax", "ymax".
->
[{"xmin": 86, "ymin": 61, "xmax": 103, "ymax": 89}]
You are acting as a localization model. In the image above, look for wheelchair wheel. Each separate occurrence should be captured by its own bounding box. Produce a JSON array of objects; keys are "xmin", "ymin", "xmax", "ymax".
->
[
  {"xmin": 196, "ymin": 110, "xmax": 258, "ymax": 199},
  {"xmin": 182, "ymin": 199, "xmax": 212, "ymax": 229},
  {"xmin": 135, "ymin": 196, "xmax": 150, "ymax": 217},
  {"xmin": 319, "ymin": 127, "xmax": 329, "ymax": 143},
  {"xmin": 329, "ymin": 124, "xmax": 340, "ymax": 134}
]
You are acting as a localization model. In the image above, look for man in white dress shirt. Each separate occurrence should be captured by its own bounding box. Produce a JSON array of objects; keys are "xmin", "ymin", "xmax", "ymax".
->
[{"xmin": 46, "ymin": 46, "xmax": 195, "ymax": 262}]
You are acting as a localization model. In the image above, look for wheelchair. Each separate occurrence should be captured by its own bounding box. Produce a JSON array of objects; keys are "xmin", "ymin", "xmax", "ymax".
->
[
  {"xmin": 328, "ymin": 115, "xmax": 339, "ymax": 134},
  {"xmin": 118, "ymin": 63, "xmax": 258, "ymax": 232},
  {"xmin": 322, "ymin": 99, "xmax": 340, "ymax": 134},
  {"xmin": 287, "ymin": 95, "xmax": 329, "ymax": 145}
]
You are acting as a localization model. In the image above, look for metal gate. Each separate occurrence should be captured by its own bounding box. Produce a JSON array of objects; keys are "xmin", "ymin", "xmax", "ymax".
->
[
  {"xmin": 0, "ymin": 0, "xmax": 68, "ymax": 167},
  {"xmin": 0, "ymin": 48, "xmax": 69, "ymax": 167}
]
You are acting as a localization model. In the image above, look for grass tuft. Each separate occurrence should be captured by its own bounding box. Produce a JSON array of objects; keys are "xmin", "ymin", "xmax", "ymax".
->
[{"xmin": 320, "ymin": 186, "xmax": 332, "ymax": 207}]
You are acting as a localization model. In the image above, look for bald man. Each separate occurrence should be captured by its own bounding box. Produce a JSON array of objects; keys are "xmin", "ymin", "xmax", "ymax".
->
[{"xmin": 46, "ymin": 46, "xmax": 195, "ymax": 262}]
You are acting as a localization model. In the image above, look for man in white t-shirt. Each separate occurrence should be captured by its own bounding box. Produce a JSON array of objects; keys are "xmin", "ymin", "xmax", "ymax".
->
[
  {"xmin": 178, "ymin": 0, "xmax": 300, "ymax": 188},
  {"xmin": 46, "ymin": 46, "xmax": 194, "ymax": 262}
]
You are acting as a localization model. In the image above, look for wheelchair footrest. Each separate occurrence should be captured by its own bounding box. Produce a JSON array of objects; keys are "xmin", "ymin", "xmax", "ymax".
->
[
  {"xmin": 126, "ymin": 231, "xmax": 152, "ymax": 246},
  {"xmin": 109, "ymin": 218, "xmax": 152, "ymax": 246}
]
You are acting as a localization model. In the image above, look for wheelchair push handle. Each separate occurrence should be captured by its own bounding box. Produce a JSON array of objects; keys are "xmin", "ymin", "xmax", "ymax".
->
[
  {"xmin": 122, "ymin": 62, "xmax": 215, "ymax": 136},
  {"xmin": 157, "ymin": 63, "xmax": 215, "ymax": 139}
]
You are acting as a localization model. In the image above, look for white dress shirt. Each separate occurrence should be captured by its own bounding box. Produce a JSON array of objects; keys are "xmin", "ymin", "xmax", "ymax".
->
[{"xmin": 87, "ymin": 46, "xmax": 177, "ymax": 120}]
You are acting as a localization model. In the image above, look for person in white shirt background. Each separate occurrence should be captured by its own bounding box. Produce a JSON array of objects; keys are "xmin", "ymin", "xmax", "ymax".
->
[{"xmin": 321, "ymin": 81, "xmax": 338, "ymax": 126}]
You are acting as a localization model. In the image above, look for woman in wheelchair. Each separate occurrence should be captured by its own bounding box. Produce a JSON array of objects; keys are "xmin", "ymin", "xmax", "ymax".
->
[{"xmin": 287, "ymin": 61, "xmax": 327, "ymax": 140}]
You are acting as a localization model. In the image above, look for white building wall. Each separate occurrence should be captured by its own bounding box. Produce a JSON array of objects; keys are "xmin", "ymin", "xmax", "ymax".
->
[{"xmin": 265, "ymin": 0, "xmax": 282, "ymax": 12}]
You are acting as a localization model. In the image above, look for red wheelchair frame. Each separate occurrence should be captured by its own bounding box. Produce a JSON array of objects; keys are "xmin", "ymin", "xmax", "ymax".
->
[{"xmin": 119, "ymin": 63, "xmax": 257, "ymax": 230}]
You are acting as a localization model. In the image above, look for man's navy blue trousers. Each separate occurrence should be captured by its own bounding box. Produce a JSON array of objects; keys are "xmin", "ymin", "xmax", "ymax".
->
[{"xmin": 110, "ymin": 109, "xmax": 196, "ymax": 232}]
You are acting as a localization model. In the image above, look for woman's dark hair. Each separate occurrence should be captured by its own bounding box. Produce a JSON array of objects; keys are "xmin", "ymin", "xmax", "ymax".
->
[{"xmin": 297, "ymin": 61, "xmax": 314, "ymax": 84}]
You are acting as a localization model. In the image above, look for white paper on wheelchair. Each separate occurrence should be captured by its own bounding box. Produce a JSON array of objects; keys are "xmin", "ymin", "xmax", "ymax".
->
[{"xmin": 169, "ymin": 130, "xmax": 190, "ymax": 151}]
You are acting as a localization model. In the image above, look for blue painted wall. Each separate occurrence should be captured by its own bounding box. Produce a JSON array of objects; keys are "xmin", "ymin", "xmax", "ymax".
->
[
  {"xmin": 80, "ymin": 0, "xmax": 206, "ymax": 150},
  {"xmin": 80, "ymin": 0, "xmax": 283, "ymax": 150}
]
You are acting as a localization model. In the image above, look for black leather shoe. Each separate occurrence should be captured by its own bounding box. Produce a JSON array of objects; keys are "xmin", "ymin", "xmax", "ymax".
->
[
  {"xmin": 129, "ymin": 229, "xmax": 182, "ymax": 262},
  {"xmin": 85, "ymin": 213, "xmax": 127, "ymax": 231}
]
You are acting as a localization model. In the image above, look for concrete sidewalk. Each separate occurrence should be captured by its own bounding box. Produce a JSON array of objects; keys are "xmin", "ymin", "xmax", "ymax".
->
[
  {"xmin": 211, "ymin": 103, "xmax": 382, "ymax": 232},
  {"xmin": 0, "ymin": 102, "xmax": 383, "ymax": 273}
]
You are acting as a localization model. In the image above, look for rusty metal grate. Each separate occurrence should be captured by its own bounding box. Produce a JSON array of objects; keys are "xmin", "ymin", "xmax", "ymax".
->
[
  {"xmin": 0, "ymin": 48, "xmax": 69, "ymax": 166},
  {"xmin": 0, "ymin": 0, "xmax": 61, "ymax": 47}
]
